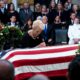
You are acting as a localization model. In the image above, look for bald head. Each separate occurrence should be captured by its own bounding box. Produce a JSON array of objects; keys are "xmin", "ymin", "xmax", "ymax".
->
[
  {"xmin": 28, "ymin": 74, "xmax": 50, "ymax": 80},
  {"xmin": 0, "ymin": 60, "xmax": 14, "ymax": 80},
  {"xmin": 42, "ymin": 16, "xmax": 48, "ymax": 24}
]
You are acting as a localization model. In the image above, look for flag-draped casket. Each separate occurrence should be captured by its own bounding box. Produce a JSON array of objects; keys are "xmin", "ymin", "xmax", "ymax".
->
[{"xmin": 1, "ymin": 45, "xmax": 78, "ymax": 80}]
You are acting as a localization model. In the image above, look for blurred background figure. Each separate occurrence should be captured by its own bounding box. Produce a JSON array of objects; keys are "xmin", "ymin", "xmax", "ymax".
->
[
  {"xmin": 53, "ymin": 15, "xmax": 62, "ymax": 29},
  {"xmin": 70, "ymin": 4, "xmax": 80, "ymax": 18},
  {"xmin": 66, "ymin": 0, "xmax": 73, "ymax": 10},
  {"xmin": 22, "ymin": 18, "xmax": 33, "ymax": 33},
  {"xmin": 68, "ymin": 55, "xmax": 80, "ymax": 80},
  {"xmin": 3, "ymin": 0, "xmax": 8, "ymax": 9},
  {"xmin": 68, "ymin": 17, "xmax": 80, "ymax": 44},
  {"xmin": 19, "ymin": 2, "xmax": 33, "ymax": 26},
  {"xmin": 6, "ymin": 3, "xmax": 20, "ymax": 24},
  {"xmin": 36, "ymin": 16, "xmax": 42, "ymax": 20},
  {"xmin": 28, "ymin": 74, "xmax": 50, "ymax": 80},
  {"xmin": 0, "ymin": 0, "xmax": 7, "ymax": 24},
  {"xmin": 48, "ymin": 0, "xmax": 56, "ymax": 24},
  {"xmin": 0, "ymin": 60, "xmax": 14, "ymax": 80},
  {"xmin": 67, "ymin": 12, "xmax": 76, "ymax": 26},
  {"xmin": 7, "ymin": 15, "xmax": 20, "ymax": 28},
  {"xmin": 34, "ymin": 3, "xmax": 42, "ymax": 20},
  {"xmin": 42, "ymin": 16, "xmax": 55, "ymax": 46},
  {"xmin": 41, "ymin": 5, "xmax": 48, "ymax": 16}
]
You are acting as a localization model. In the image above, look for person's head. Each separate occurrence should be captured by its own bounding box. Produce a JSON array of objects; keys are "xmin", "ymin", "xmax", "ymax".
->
[
  {"xmin": 72, "ymin": 4, "xmax": 79, "ymax": 12},
  {"xmin": 28, "ymin": 74, "xmax": 50, "ymax": 80},
  {"xmin": 64, "ymin": 2, "xmax": 69, "ymax": 9},
  {"xmin": 3, "ymin": 0, "xmax": 8, "ymax": 4},
  {"xmin": 42, "ymin": 16, "xmax": 48, "ymax": 24},
  {"xmin": 67, "ymin": 0, "xmax": 72, "ymax": 3},
  {"xmin": 23, "ymin": 2, "xmax": 29, "ymax": 9},
  {"xmin": 0, "ymin": 59, "xmax": 14, "ymax": 80},
  {"xmin": 41, "ymin": 5, "xmax": 47, "ymax": 13},
  {"xmin": 27, "ymin": 18, "xmax": 33, "ymax": 26},
  {"xmin": 0, "ymin": 0, "xmax": 5, "ymax": 8},
  {"xmin": 74, "ymin": 17, "xmax": 80, "ymax": 24},
  {"xmin": 54, "ymin": 15, "xmax": 61, "ymax": 22},
  {"xmin": 8, "ymin": 3, "xmax": 15, "ymax": 11},
  {"xmin": 49, "ymin": 1, "xmax": 56, "ymax": 9},
  {"xmin": 35, "ymin": 3, "xmax": 41, "ymax": 12},
  {"xmin": 68, "ymin": 55, "xmax": 80, "ymax": 80},
  {"xmin": 10, "ymin": 15, "xmax": 17, "ymax": 23},
  {"xmin": 57, "ymin": 3, "xmax": 63, "ymax": 10},
  {"xmin": 32, "ymin": 20, "xmax": 44, "ymax": 37},
  {"xmin": 36, "ymin": 16, "xmax": 42, "ymax": 20},
  {"xmin": 70, "ymin": 13, "xmax": 76, "ymax": 20}
]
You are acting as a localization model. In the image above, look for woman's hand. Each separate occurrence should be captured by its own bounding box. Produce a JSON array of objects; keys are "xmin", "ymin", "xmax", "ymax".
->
[{"xmin": 37, "ymin": 42, "xmax": 46, "ymax": 48}]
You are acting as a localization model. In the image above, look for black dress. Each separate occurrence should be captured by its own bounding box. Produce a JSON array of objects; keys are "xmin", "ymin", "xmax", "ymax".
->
[{"xmin": 21, "ymin": 32, "xmax": 43, "ymax": 48}]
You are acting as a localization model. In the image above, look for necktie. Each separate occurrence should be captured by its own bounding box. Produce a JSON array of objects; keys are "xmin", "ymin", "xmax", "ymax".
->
[
  {"xmin": 44, "ymin": 25, "xmax": 47, "ymax": 34},
  {"xmin": 44, "ymin": 25, "xmax": 47, "ymax": 40}
]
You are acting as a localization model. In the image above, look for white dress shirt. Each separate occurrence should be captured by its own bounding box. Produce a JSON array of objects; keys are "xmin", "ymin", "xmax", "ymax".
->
[
  {"xmin": 68, "ymin": 24, "xmax": 80, "ymax": 44},
  {"xmin": 11, "ymin": 22, "xmax": 15, "ymax": 27}
]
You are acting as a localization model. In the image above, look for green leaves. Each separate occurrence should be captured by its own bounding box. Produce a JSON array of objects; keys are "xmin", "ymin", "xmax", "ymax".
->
[{"xmin": 0, "ymin": 26, "xmax": 23, "ymax": 50}]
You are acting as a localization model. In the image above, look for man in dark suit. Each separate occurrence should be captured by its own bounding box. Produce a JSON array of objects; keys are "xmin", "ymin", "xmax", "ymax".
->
[
  {"xmin": 19, "ymin": 2, "xmax": 33, "ymax": 26},
  {"xmin": 0, "ymin": 0, "xmax": 7, "ymax": 24},
  {"xmin": 42, "ymin": 16, "xmax": 55, "ymax": 46},
  {"xmin": 3, "ymin": 0, "xmax": 8, "ymax": 9},
  {"xmin": 67, "ymin": 12, "xmax": 76, "ymax": 27}
]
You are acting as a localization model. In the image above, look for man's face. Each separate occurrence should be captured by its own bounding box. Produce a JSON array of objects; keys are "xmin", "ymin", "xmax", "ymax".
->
[
  {"xmin": 0, "ymin": 1, "xmax": 5, "ymax": 8},
  {"xmin": 10, "ymin": 16, "xmax": 16, "ymax": 23},
  {"xmin": 24, "ymin": 3, "xmax": 29, "ymax": 9},
  {"xmin": 3, "ymin": 0, "xmax": 8, "ymax": 4},
  {"xmin": 74, "ymin": 18, "xmax": 79, "ymax": 24},
  {"xmin": 70, "ymin": 13, "xmax": 76, "ymax": 20},
  {"xmin": 42, "ymin": 16, "xmax": 48, "ymax": 24}
]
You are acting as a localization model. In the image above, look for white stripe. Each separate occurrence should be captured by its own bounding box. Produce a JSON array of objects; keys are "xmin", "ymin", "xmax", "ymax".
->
[
  {"xmin": 15, "ymin": 62, "xmax": 70, "ymax": 75},
  {"xmin": 2, "ymin": 44, "xmax": 78, "ymax": 59},
  {"xmin": 8, "ymin": 49, "xmax": 76, "ymax": 62}
]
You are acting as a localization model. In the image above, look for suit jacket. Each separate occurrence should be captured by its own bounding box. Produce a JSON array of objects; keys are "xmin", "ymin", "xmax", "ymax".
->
[
  {"xmin": 41, "ymin": 24, "xmax": 55, "ymax": 45},
  {"xmin": 0, "ymin": 8, "xmax": 7, "ymax": 24},
  {"xmin": 7, "ymin": 22, "xmax": 20, "ymax": 28},
  {"xmin": 55, "ymin": 10, "xmax": 69, "ymax": 22},
  {"xmin": 19, "ymin": 8, "xmax": 33, "ymax": 25}
]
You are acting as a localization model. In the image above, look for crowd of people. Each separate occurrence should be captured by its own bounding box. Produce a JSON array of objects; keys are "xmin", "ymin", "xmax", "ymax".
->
[
  {"xmin": 1, "ymin": 0, "xmax": 80, "ymax": 80},
  {"xmin": 0, "ymin": 0, "xmax": 80, "ymax": 50}
]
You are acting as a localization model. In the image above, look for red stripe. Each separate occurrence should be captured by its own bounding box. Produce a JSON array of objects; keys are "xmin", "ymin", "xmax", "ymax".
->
[
  {"xmin": 12, "ymin": 56, "xmax": 75, "ymax": 67},
  {"xmin": 14, "ymin": 69, "xmax": 67, "ymax": 80},
  {"xmin": 6, "ymin": 46, "xmax": 78, "ymax": 60}
]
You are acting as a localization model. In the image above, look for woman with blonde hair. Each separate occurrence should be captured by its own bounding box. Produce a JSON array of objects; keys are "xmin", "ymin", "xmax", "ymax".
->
[{"xmin": 21, "ymin": 20, "xmax": 46, "ymax": 48}]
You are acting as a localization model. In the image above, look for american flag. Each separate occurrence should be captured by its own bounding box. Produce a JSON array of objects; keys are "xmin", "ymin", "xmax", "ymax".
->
[{"xmin": 1, "ymin": 45, "xmax": 78, "ymax": 80}]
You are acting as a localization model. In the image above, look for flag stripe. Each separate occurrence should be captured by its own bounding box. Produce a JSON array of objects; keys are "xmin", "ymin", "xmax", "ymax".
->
[
  {"xmin": 14, "ymin": 69, "xmax": 67, "ymax": 80},
  {"xmin": 15, "ymin": 62, "xmax": 70, "ymax": 75},
  {"xmin": 8, "ymin": 49, "xmax": 76, "ymax": 62},
  {"xmin": 2, "ymin": 45, "xmax": 78, "ymax": 59},
  {"xmin": 12, "ymin": 56, "xmax": 74, "ymax": 67}
]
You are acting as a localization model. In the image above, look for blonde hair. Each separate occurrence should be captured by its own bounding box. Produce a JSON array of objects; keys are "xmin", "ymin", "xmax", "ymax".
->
[{"xmin": 32, "ymin": 20, "xmax": 44, "ymax": 30}]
